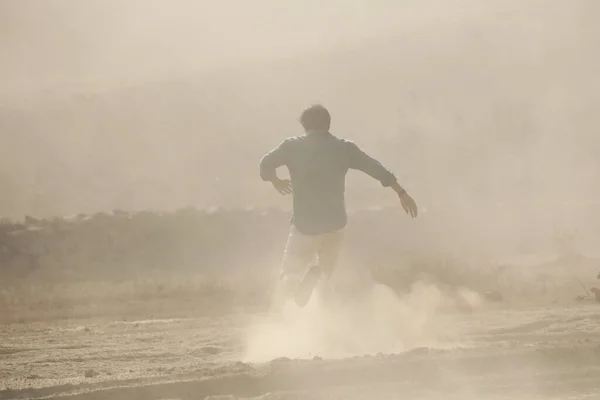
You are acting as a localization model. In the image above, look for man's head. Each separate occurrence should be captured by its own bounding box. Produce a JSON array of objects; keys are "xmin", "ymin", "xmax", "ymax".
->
[{"xmin": 299, "ymin": 104, "xmax": 331, "ymax": 132}]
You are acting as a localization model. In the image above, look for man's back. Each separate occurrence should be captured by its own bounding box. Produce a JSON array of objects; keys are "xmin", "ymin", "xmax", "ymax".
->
[{"xmin": 260, "ymin": 131, "xmax": 397, "ymax": 236}]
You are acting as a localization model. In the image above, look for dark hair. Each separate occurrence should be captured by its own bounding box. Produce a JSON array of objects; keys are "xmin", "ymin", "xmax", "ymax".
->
[{"xmin": 299, "ymin": 104, "xmax": 331, "ymax": 131}]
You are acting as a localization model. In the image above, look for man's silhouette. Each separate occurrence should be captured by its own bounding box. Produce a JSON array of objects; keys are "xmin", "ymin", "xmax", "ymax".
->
[{"xmin": 260, "ymin": 104, "xmax": 418, "ymax": 307}]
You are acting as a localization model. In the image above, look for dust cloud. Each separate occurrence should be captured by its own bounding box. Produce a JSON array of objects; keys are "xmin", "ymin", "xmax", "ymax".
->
[{"xmin": 243, "ymin": 281, "xmax": 481, "ymax": 362}]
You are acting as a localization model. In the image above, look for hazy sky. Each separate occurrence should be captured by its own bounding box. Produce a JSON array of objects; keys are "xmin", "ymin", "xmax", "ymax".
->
[
  {"xmin": 1, "ymin": 0, "xmax": 599, "ymax": 223},
  {"xmin": 0, "ymin": 0, "xmax": 491, "ymax": 94}
]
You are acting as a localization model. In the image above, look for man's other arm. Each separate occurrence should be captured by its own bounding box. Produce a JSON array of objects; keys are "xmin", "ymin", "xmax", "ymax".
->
[
  {"xmin": 346, "ymin": 141, "xmax": 418, "ymax": 217},
  {"xmin": 346, "ymin": 141, "xmax": 398, "ymax": 187}
]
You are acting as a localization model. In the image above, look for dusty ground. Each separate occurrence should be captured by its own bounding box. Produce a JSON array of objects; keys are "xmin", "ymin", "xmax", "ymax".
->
[{"xmin": 2, "ymin": 280, "xmax": 600, "ymax": 400}]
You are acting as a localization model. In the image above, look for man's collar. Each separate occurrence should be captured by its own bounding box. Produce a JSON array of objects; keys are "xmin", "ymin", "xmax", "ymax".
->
[{"xmin": 305, "ymin": 129, "xmax": 330, "ymax": 135}]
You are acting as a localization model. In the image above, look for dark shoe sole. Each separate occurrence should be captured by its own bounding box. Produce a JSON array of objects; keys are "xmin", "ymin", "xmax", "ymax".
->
[{"xmin": 294, "ymin": 265, "xmax": 322, "ymax": 308}]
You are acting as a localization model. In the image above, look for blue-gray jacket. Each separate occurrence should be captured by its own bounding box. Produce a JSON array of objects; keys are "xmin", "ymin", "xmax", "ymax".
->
[{"xmin": 260, "ymin": 131, "xmax": 397, "ymax": 236}]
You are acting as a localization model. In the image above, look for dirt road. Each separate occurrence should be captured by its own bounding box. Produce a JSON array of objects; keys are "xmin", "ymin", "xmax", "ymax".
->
[{"xmin": 2, "ymin": 282, "xmax": 600, "ymax": 400}]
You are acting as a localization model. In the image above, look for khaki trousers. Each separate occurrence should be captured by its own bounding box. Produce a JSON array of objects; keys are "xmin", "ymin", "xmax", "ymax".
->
[{"xmin": 278, "ymin": 226, "xmax": 344, "ymax": 296}]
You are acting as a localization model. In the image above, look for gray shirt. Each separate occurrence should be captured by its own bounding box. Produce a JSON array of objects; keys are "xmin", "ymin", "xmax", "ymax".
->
[{"xmin": 260, "ymin": 131, "xmax": 397, "ymax": 236}]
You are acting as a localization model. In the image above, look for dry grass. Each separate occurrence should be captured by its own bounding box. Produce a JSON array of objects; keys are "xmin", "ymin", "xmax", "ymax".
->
[
  {"xmin": 0, "ymin": 272, "xmax": 273, "ymax": 324},
  {"xmin": 2, "ymin": 209, "xmax": 598, "ymax": 326},
  {"xmin": 1, "ymin": 251, "xmax": 597, "ymax": 325}
]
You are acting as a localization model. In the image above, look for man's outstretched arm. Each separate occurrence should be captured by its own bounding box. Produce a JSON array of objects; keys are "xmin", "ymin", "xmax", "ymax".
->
[
  {"xmin": 259, "ymin": 140, "xmax": 293, "ymax": 195},
  {"xmin": 347, "ymin": 141, "xmax": 418, "ymax": 218}
]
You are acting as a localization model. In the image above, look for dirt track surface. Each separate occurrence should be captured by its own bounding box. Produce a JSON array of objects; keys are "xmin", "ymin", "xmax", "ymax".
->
[{"xmin": 3, "ymin": 297, "xmax": 600, "ymax": 400}]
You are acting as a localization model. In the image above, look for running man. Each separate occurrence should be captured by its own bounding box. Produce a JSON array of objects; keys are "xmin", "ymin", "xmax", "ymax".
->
[{"xmin": 260, "ymin": 104, "xmax": 418, "ymax": 307}]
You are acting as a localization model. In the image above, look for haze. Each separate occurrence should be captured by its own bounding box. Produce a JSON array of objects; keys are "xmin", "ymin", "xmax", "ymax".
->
[
  {"xmin": 4, "ymin": 2, "xmax": 600, "ymax": 398},
  {"xmin": 1, "ymin": 0, "xmax": 599, "ymax": 257},
  {"xmin": 1, "ymin": 0, "xmax": 471, "ymax": 93}
]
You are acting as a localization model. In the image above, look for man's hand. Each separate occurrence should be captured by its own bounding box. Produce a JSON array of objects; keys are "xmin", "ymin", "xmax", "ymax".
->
[
  {"xmin": 390, "ymin": 182, "xmax": 418, "ymax": 218},
  {"xmin": 399, "ymin": 192, "xmax": 418, "ymax": 218},
  {"xmin": 271, "ymin": 178, "xmax": 292, "ymax": 195}
]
